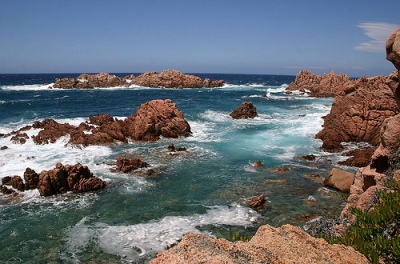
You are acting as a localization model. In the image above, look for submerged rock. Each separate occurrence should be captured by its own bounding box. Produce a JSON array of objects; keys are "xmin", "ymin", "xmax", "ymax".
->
[
  {"xmin": 151, "ymin": 224, "xmax": 368, "ymax": 264},
  {"xmin": 116, "ymin": 157, "xmax": 150, "ymax": 173},
  {"xmin": 230, "ymin": 102, "xmax": 258, "ymax": 119},
  {"xmin": 246, "ymin": 194, "xmax": 265, "ymax": 210}
]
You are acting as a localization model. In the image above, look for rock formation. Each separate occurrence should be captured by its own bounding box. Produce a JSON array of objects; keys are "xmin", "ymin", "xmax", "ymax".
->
[
  {"xmin": 323, "ymin": 168, "xmax": 354, "ymax": 193},
  {"xmin": 116, "ymin": 158, "xmax": 150, "ymax": 173},
  {"xmin": 0, "ymin": 164, "xmax": 106, "ymax": 197},
  {"xmin": 315, "ymin": 74, "xmax": 399, "ymax": 151},
  {"xmin": 52, "ymin": 70, "xmax": 224, "ymax": 89},
  {"xmin": 230, "ymin": 102, "xmax": 258, "ymax": 119},
  {"xmin": 340, "ymin": 27, "xmax": 400, "ymax": 220},
  {"xmin": 151, "ymin": 224, "xmax": 368, "ymax": 264},
  {"xmin": 132, "ymin": 70, "xmax": 224, "ymax": 88},
  {"xmin": 286, "ymin": 70, "xmax": 351, "ymax": 97},
  {"xmin": 37, "ymin": 163, "xmax": 107, "ymax": 197},
  {"xmin": 10, "ymin": 99, "xmax": 191, "ymax": 146},
  {"xmin": 338, "ymin": 147, "xmax": 377, "ymax": 167}
]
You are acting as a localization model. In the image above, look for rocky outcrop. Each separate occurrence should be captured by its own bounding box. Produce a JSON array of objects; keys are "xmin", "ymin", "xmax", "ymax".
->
[
  {"xmin": 341, "ymin": 27, "xmax": 400, "ymax": 220},
  {"xmin": 338, "ymin": 147, "xmax": 377, "ymax": 167},
  {"xmin": 323, "ymin": 168, "xmax": 354, "ymax": 193},
  {"xmin": 10, "ymin": 99, "xmax": 191, "ymax": 146},
  {"xmin": 52, "ymin": 70, "xmax": 224, "ymax": 89},
  {"xmin": 116, "ymin": 158, "xmax": 150, "ymax": 173},
  {"xmin": 341, "ymin": 114, "xmax": 400, "ymax": 218},
  {"xmin": 133, "ymin": 70, "xmax": 224, "ymax": 88},
  {"xmin": 286, "ymin": 70, "xmax": 351, "ymax": 97},
  {"xmin": 126, "ymin": 99, "xmax": 191, "ymax": 141},
  {"xmin": 37, "ymin": 163, "xmax": 107, "ymax": 197},
  {"xmin": 151, "ymin": 224, "xmax": 368, "ymax": 264},
  {"xmin": 1, "ymin": 164, "xmax": 106, "ymax": 197},
  {"xmin": 315, "ymin": 74, "xmax": 399, "ymax": 151},
  {"xmin": 230, "ymin": 102, "xmax": 258, "ymax": 119},
  {"xmin": 386, "ymin": 27, "xmax": 400, "ymax": 71},
  {"xmin": 24, "ymin": 168, "xmax": 39, "ymax": 190}
]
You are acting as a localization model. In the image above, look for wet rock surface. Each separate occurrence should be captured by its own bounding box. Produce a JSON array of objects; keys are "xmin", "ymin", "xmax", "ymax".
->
[{"xmin": 230, "ymin": 101, "xmax": 258, "ymax": 119}]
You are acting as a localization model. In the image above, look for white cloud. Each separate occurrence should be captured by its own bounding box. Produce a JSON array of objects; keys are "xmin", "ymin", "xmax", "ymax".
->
[{"xmin": 355, "ymin": 22, "xmax": 399, "ymax": 52}]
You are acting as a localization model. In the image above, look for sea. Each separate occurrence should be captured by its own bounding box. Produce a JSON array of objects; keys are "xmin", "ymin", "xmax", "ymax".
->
[{"xmin": 0, "ymin": 73, "xmax": 353, "ymax": 263}]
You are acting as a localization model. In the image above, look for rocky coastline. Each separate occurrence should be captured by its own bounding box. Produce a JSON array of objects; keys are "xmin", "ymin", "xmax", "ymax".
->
[
  {"xmin": 1, "ymin": 27, "xmax": 399, "ymax": 264},
  {"xmin": 52, "ymin": 69, "xmax": 224, "ymax": 89},
  {"xmin": 150, "ymin": 28, "xmax": 400, "ymax": 263}
]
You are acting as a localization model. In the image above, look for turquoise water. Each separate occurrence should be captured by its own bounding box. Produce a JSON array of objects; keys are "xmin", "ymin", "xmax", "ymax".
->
[{"xmin": 0, "ymin": 74, "xmax": 344, "ymax": 263}]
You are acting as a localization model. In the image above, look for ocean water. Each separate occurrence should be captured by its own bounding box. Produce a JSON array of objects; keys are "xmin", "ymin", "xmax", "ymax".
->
[{"xmin": 0, "ymin": 73, "xmax": 347, "ymax": 263}]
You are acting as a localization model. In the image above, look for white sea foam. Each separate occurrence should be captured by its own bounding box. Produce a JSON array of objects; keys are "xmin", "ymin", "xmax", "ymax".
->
[
  {"xmin": 64, "ymin": 203, "xmax": 259, "ymax": 261},
  {"xmin": 185, "ymin": 120, "xmax": 225, "ymax": 142},
  {"xmin": 0, "ymin": 83, "xmax": 55, "ymax": 91}
]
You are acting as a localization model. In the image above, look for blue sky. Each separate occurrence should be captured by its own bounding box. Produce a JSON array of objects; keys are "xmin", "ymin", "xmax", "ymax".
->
[{"xmin": 0, "ymin": 0, "xmax": 399, "ymax": 77}]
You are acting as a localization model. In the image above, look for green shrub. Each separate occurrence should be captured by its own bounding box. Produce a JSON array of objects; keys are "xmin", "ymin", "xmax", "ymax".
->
[{"xmin": 332, "ymin": 180, "xmax": 400, "ymax": 263}]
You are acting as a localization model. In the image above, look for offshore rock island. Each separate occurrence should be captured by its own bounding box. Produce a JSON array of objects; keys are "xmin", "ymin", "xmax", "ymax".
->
[{"xmin": 52, "ymin": 69, "xmax": 225, "ymax": 89}]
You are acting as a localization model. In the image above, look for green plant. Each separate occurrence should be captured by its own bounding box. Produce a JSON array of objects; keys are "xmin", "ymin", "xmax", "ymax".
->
[{"xmin": 330, "ymin": 180, "xmax": 400, "ymax": 263}]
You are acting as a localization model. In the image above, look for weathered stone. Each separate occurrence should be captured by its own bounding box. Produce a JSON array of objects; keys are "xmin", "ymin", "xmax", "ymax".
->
[
  {"xmin": 116, "ymin": 158, "xmax": 150, "ymax": 173},
  {"xmin": 23, "ymin": 168, "xmax": 39, "ymax": 190},
  {"xmin": 286, "ymin": 70, "xmax": 351, "ymax": 97},
  {"xmin": 386, "ymin": 27, "xmax": 400, "ymax": 71},
  {"xmin": 323, "ymin": 168, "xmax": 354, "ymax": 193},
  {"xmin": 246, "ymin": 194, "xmax": 265, "ymax": 210},
  {"xmin": 151, "ymin": 224, "xmax": 368, "ymax": 264},
  {"xmin": 1, "ymin": 176, "xmax": 12, "ymax": 185},
  {"xmin": 126, "ymin": 99, "xmax": 191, "ymax": 141},
  {"xmin": 11, "ymin": 176, "xmax": 25, "ymax": 191},
  {"xmin": 338, "ymin": 147, "xmax": 377, "ymax": 167},
  {"xmin": 10, "ymin": 132, "xmax": 29, "ymax": 144},
  {"xmin": 37, "ymin": 163, "xmax": 106, "ymax": 197},
  {"xmin": 230, "ymin": 102, "xmax": 258, "ymax": 119},
  {"xmin": 315, "ymin": 74, "xmax": 399, "ymax": 151}
]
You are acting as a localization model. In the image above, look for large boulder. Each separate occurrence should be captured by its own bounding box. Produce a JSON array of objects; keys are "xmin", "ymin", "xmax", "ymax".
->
[
  {"xmin": 24, "ymin": 168, "xmax": 39, "ymax": 190},
  {"xmin": 126, "ymin": 99, "xmax": 192, "ymax": 141},
  {"xmin": 151, "ymin": 224, "xmax": 368, "ymax": 264},
  {"xmin": 37, "ymin": 163, "xmax": 106, "ymax": 197},
  {"xmin": 315, "ymin": 75, "xmax": 399, "ymax": 151},
  {"xmin": 286, "ymin": 70, "xmax": 351, "ymax": 97},
  {"xmin": 386, "ymin": 27, "xmax": 400, "ymax": 71},
  {"xmin": 323, "ymin": 168, "xmax": 354, "ymax": 193},
  {"xmin": 386, "ymin": 28, "xmax": 400, "ymax": 107},
  {"xmin": 230, "ymin": 102, "xmax": 258, "ymax": 119}
]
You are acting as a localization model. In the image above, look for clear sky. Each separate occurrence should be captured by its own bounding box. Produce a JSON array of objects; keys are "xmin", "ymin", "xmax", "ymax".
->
[{"xmin": 0, "ymin": 0, "xmax": 399, "ymax": 77}]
